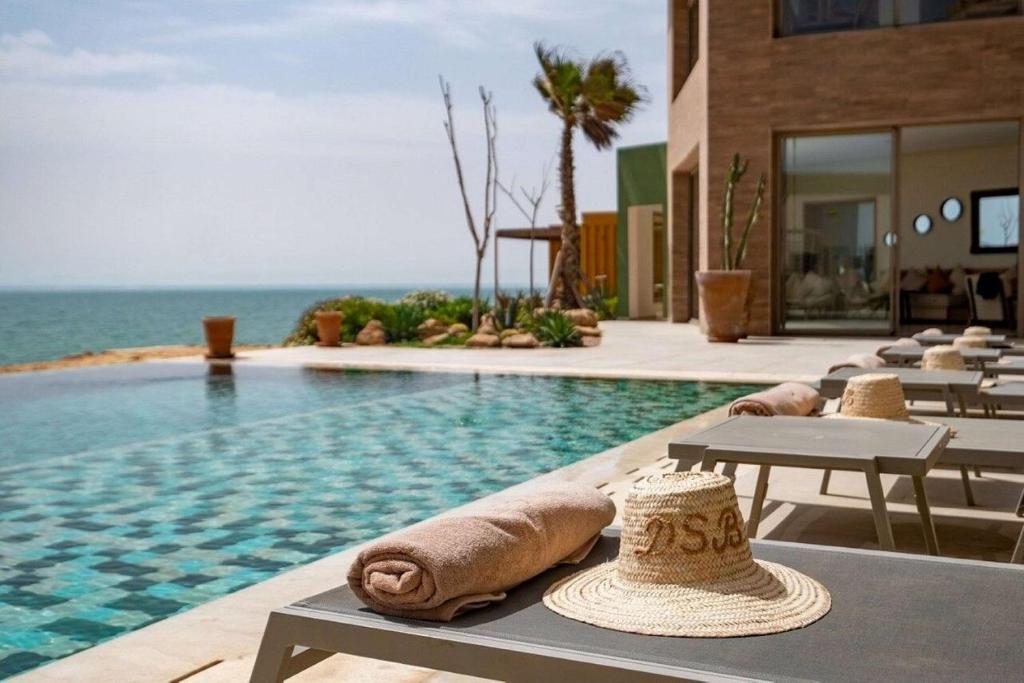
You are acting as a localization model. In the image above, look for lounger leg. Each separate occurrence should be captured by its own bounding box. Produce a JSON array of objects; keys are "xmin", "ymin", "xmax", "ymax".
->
[
  {"xmin": 959, "ymin": 465, "xmax": 977, "ymax": 507},
  {"xmin": 957, "ymin": 394, "xmax": 968, "ymax": 417},
  {"xmin": 721, "ymin": 461, "xmax": 738, "ymax": 478},
  {"xmin": 746, "ymin": 465, "xmax": 771, "ymax": 539},
  {"xmin": 1013, "ymin": 526, "xmax": 1024, "ymax": 565},
  {"xmin": 941, "ymin": 388, "xmax": 955, "ymax": 417},
  {"xmin": 251, "ymin": 614, "xmax": 296, "ymax": 683},
  {"xmin": 973, "ymin": 467, "xmax": 982, "ymax": 478},
  {"xmin": 862, "ymin": 465, "xmax": 895, "ymax": 551},
  {"xmin": 911, "ymin": 476, "xmax": 940, "ymax": 556},
  {"xmin": 819, "ymin": 469, "xmax": 832, "ymax": 495}
]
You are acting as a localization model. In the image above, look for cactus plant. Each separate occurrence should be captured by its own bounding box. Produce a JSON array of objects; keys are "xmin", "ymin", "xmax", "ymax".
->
[{"xmin": 721, "ymin": 153, "xmax": 766, "ymax": 271}]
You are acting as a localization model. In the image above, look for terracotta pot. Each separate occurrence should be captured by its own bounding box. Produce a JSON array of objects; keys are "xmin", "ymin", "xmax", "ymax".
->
[
  {"xmin": 202, "ymin": 316, "xmax": 236, "ymax": 359},
  {"xmin": 695, "ymin": 270, "xmax": 752, "ymax": 343},
  {"xmin": 314, "ymin": 310, "xmax": 343, "ymax": 347}
]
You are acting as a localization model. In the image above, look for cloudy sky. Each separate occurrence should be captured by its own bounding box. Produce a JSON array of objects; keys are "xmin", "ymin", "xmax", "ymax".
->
[{"xmin": 0, "ymin": 1, "xmax": 666, "ymax": 288}]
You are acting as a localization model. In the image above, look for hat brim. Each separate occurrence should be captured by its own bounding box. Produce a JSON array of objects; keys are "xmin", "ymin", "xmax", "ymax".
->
[{"xmin": 543, "ymin": 559, "xmax": 830, "ymax": 638}]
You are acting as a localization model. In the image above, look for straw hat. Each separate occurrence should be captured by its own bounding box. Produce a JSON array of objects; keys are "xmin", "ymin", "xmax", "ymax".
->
[
  {"xmin": 922, "ymin": 345, "xmax": 965, "ymax": 371},
  {"xmin": 543, "ymin": 472, "xmax": 831, "ymax": 637},
  {"xmin": 964, "ymin": 326, "xmax": 992, "ymax": 336},
  {"xmin": 833, "ymin": 373, "xmax": 910, "ymax": 420},
  {"xmin": 953, "ymin": 335, "xmax": 985, "ymax": 350}
]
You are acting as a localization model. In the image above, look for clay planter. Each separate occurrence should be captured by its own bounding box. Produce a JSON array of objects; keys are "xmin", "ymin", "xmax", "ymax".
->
[
  {"xmin": 314, "ymin": 311, "xmax": 343, "ymax": 347},
  {"xmin": 203, "ymin": 316, "xmax": 236, "ymax": 359},
  {"xmin": 695, "ymin": 270, "xmax": 752, "ymax": 343}
]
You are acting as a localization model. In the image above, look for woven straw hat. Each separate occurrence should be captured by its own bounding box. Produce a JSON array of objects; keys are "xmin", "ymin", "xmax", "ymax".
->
[
  {"xmin": 543, "ymin": 472, "xmax": 831, "ymax": 637},
  {"xmin": 922, "ymin": 345, "xmax": 965, "ymax": 371},
  {"xmin": 953, "ymin": 335, "xmax": 986, "ymax": 350},
  {"xmin": 835, "ymin": 373, "xmax": 910, "ymax": 420},
  {"xmin": 964, "ymin": 326, "xmax": 992, "ymax": 336}
]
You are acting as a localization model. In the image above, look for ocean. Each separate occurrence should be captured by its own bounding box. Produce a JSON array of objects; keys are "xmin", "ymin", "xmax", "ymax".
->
[{"xmin": 0, "ymin": 286, "xmax": 480, "ymax": 366}]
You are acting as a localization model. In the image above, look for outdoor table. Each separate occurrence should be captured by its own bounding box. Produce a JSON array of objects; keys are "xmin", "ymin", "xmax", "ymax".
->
[
  {"xmin": 913, "ymin": 332, "xmax": 1008, "ymax": 347},
  {"xmin": 251, "ymin": 530, "xmax": 1024, "ymax": 683},
  {"xmin": 668, "ymin": 415, "xmax": 950, "ymax": 555},
  {"xmin": 818, "ymin": 367, "xmax": 983, "ymax": 416},
  {"xmin": 880, "ymin": 346, "xmax": 1002, "ymax": 370}
]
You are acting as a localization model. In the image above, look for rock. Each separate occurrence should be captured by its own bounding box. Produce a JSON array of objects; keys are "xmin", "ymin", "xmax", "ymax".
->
[
  {"xmin": 575, "ymin": 325, "xmax": 602, "ymax": 337},
  {"xmin": 447, "ymin": 322, "xmax": 469, "ymax": 335},
  {"xmin": 465, "ymin": 333, "xmax": 500, "ymax": 348},
  {"xmin": 476, "ymin": 314, "xmax": 498, "ymax": 336},
  {"xmin": 564, "ymin": 308, "xmax": 599, "ymax": 327},
  {"xmin": 355, "ymin": 319, "xmax": 387, "ymax": 345},
  {"xmin": 502, "ymin": 332, "xmax": 539, "ymax": 349},
  {"xmin": 499, "ymin": 328, "xmax": 519, "ymax": 341},
  {"xmin": 417, "ymin": 318, "xmax": 448, "ymax": 339},
  {"xmin": 581, "ymin": 335, "xmax": 602, "ymax": 347},
  {"xmin": 423, "ymin": 332, "xmax": 450, "ymax": 346},
  {"xmin": 533, "ymin": 307, "xmax": 550, "ymax": 318}
]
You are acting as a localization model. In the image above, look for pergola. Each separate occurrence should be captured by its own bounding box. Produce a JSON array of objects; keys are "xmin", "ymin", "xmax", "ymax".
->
[{"xmin": 493, "ymin": 225, "xmax": 561, "ymax": 295}]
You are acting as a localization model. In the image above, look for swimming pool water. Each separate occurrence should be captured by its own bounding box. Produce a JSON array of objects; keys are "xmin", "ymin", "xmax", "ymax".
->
[{"xmin": 0, "ymin": 364, "xmax": 759, "ymax": 676}]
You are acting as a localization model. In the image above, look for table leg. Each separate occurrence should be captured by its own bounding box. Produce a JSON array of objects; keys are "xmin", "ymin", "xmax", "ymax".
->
[
  {"xmin": 862, "ymin": 464, "xmax": 895, "ymax": 551},
  {"xmin": 959, "ymin": 465, "xmax": 977, "ymax": 507},
  {"xmin": 700, "ymin": 457, "xmax": 716, "ymax": 472},
  {"xmin": 721, "ymin": 462, "xmax": 738, "ymax": 479},
  {"xmin": 957, "ymin": 394, "xmax": 968, "ymax": 417},
  {"xmin": 941, "ymin": 387, "xmax": 955, "ymax": 417},
  {"xmin": 911, "ymin": 476, "xmax": 940, "ymax": 556},
  {"xmin": 819, "ymin": 469, "xmax": 832, "ymax": 495},
  {"xmin": 746, "ymin": 465, "xmax": 771, "ymax": 539}
]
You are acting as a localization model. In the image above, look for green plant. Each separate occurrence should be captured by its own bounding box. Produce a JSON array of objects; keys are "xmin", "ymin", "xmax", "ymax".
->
[
  {"xmin": 493, "ymin": 290, "xmax": 526, "ymax": 331},
  {"xmin": 383, "ymin": 303, "xmax": 427, "ymax": 342},
  {"xmin": 534, "ymin": 310, "xmax": 582, "ymax": 348},
  {"xmin": 720, "ymin": 153, "xmax": 766, "ymax": 271},
  {"xmin": 533, "ymin": 42, "xmax": 646, "ymax": 308},
  {"xmin": 398, "ymin": 290, "xmax": 451, "ymax": 310},
  {"xmin": 581, "ymin": 288, "xmax": 618, "ymax": 321},
  {"xmin": 427, "ymin": 296, "xmax": 477, "ymax": 327},
  {"xmin": 282, "ymin": 296, "xmax": 393, "ymax": 345}
]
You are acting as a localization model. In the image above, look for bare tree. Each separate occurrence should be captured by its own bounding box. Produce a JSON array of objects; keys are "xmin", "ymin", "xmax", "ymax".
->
[
  {"xmin": 497, "ymin": 159, "xmax": 553, "ymax": 299},
  {"xmin": 440, "ymin": 76, "xmax": 498, "ymax": 331}
]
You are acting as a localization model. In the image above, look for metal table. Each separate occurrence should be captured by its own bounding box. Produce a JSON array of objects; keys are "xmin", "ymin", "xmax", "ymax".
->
[
  {"xmin": 913, "ymin": 333, "xmax": 1008, "ymax": 347},
  {"xmin": 880, "ymin": 346, "xmax": 1002, "ymax": 370},
  {"xmin": 251, "ymin": 530, "xmax": 1024, "ymax": 682},
  {"xmin": 668, "ymin": 415, "xmax": 950, "ymax": 555},
  {"xmin": 819, "ymin": 367, "xmax": 983, "ymax": 416}
]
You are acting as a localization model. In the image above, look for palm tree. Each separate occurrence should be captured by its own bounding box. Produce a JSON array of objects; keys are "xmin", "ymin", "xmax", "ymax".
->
[{"xmin": 533, "ymin": 42, "xmax": 645, "ymax": 308}]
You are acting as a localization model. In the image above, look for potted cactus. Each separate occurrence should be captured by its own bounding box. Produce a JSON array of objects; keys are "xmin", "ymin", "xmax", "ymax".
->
[{"xmin": 695, "ymin": 153, "xmax": 766, "ymax": 342}]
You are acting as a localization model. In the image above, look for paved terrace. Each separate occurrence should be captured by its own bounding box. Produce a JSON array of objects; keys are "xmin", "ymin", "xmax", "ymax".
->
[{"xmin": 22, "ymin": 321, "xmax": 1024, "ymax": 682}]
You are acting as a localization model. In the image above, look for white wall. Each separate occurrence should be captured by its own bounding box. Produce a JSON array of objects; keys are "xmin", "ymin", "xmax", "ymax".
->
[{"xmin": 899, "ymin": 143, "xmax": 1019, "ymax": 271}]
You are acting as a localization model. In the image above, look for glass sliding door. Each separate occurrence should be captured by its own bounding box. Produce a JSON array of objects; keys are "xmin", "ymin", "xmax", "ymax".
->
[{"xmin": 780, "ymin": 132, "xmax": 894, "ymax": 332}]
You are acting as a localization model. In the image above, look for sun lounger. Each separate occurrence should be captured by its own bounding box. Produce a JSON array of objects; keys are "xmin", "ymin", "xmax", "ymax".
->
[
  {"xmin": 668, "ymin": 415, "xmax": 949, "ymax": 555},
  {"xmin": 979, "ymin": 382, "xmax": 1024, "ymax": 413},
  {"xmin": 819, "ymin": 367, "xmax": 983, "ymax": 416},
  {"xmin": 913, "ymin": 332, "xmax": 1008, "ymax": 347},
  {"xmin": 879, "ymin": 346, "xmax": 1002, "ymax": 370},
  {"xmin": 251, "ymin": 529, "xmax": 1024, "ymax": 682}
]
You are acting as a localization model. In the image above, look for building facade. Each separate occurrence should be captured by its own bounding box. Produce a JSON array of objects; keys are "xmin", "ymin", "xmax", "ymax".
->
[{"xmin": 668, "ymin": 1, "xmax": 1024, "ymax": 335}]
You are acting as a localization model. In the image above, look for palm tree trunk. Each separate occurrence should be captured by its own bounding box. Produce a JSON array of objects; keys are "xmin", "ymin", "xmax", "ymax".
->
[{"xmin": 557, "ymin": 122, "xmax": 582, "ymax": 308}]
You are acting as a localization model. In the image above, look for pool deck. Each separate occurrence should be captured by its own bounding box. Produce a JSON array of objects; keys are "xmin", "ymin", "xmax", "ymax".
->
[{"xmin": 18, "ymin": 321, "xmax": 1024, "ymax": 682}]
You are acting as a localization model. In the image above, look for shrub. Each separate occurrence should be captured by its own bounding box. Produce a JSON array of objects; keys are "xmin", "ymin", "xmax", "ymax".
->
[
  {"xmin": 399, "ymin": 290, "xmax": 451, "ymax": 310},
  {"xmin": 283, "ymin": 296, "xmax": 392, "ymax": 345},
  {"xmin": 534, "ymin": 311, "xmax": 582, "ymax": 348},
  {"xmin": 426, "ymin": 296, "xmax": 477, "ymax": 327},
  {"xmin": 582, "ymin": 289, "xmax": 618, "ymax": 321},
  {"xmin": 384, "ymin": 303, "xmax": 426, "ymax": 342}
]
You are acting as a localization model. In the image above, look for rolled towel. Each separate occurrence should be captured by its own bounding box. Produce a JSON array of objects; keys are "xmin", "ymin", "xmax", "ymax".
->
[
  {"xmin": 953, "ymin": 335, "xmax": 985, "ymax": 350},
  {"xmin": 876, "ymin": 337, "xmax": 920, "ymax": 356},
  {"xmin": 964, "ymin": 326, "xmax": 992, "ymax": 336},
  {"xmin": 920, "ymin": 327, "xmax": 943, "ymax": 336},
  {"xmin": 728, "ymin": 382, "xmax": 820, "ymax": 417},
  {"xmin": 827, "ymin": 353, "xmax": 885, "ymax": 375},
  {"xmin": 347, "ymin": 483, "xmax": 615, "ymax": 621}
]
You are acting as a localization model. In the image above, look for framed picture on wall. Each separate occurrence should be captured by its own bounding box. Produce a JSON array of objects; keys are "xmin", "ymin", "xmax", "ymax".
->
[{"xmin": 971, "ymin": 188, "xmax": 1020, "ymax": 254}]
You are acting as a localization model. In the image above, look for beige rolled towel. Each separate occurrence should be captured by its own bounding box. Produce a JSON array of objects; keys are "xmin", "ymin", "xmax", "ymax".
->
[
  {"xmin": 964, "ymin": 326, "xmax": 992, "ymax": 336},
  {"xmin": 827, "ymin": 353, "xmax": 885, "ymax": 375},
  {"xmin": 876, "ymin": 337, "xmax": 920, "ymax": 356},
  {"xmin": 953, "ymin": 336, "xmax": 985, "ymax": 350},
  {"xmin": 347, "ymin": 483, "xmax": 615, "ymax": 621},
  {"xmin": 920, "ymin": 327, "xmax": 943, "ymax": 336},
  {"xmin": 728, "ymin": 382, "xmax": 820, "ymax": 417}
]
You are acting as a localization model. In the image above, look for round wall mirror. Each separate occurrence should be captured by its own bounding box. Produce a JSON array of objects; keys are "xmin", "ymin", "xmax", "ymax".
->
[
  {"xmin": 883, "ymin": 231, "xmax": 898, "ymax": 247},
  {"xmin": 940, "ymin": 197, "xmax": 962, "ymax": 222},
  {"xmin": 913, "ymin": 213, "xmax": 933, "ymax": 235}
]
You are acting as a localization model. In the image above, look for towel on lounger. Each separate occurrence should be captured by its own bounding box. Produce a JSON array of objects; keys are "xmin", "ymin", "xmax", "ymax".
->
[
  {"xmin": 347, "ymin": 483, "xmax": 615, "ymax": 621},
  {"xmin": 827, "ymin": 353, "xmax": 885, "ymax": 375},
  {"xmin": 728, "ymin": 382, "xmax": 820, "ymax": 417},
  {"xmin": 876, "ymin": 337, "xmax": 920, "ymax": 356},
  {"xmin": 920, "ymin": 328, "xmax": 943, "ymax": 336}
]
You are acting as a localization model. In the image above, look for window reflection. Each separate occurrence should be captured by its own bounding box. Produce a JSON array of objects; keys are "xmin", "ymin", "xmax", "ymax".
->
[{"xmin": 778, "ymin": 0, "xmax": 1021, "ymax": 36}]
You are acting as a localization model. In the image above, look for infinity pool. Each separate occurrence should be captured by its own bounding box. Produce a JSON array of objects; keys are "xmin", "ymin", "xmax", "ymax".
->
[{"xmin": 0, "ymin": 363, "xmax": 758, "ymax": 676}]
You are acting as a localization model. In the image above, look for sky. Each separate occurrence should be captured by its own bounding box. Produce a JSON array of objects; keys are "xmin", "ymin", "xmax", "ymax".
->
[{"xmin": 0, "ymin": 0, "xmax": 667, "ymax": 288}]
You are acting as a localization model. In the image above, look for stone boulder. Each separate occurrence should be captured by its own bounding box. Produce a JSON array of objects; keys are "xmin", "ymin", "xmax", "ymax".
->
[
  {"xmin": 499, "ymin": 328, "xmax": 519, "ymax": 341},
  {"xmin": 417, "ymin": 318, "xmax": 448, "ymax": 340},
  {"xmin": 447, "ymin": 322, "xmax": 469, "ymax": 335},
  {"xmin": 476, "ymin": 313, "xmax": 498, "ymax": 336},
  {"xmin": 501, "ymin": 332, "xmax": 539, "ymax": 349},
  {"xmin": 423, "ymin": 332, "xmax": 450, "ymax": 346},
  {"xmin": 465, "ymin": 333, "xmax": 500, "ymax": 348},
  {"xmin": 355, "ymin": 319, "xmax": 387, "ymax": 345},
  {"xmin": 575, "ymin": 326, "xmax": 602, "ymax": 338},
  {"xmin": 564, "ymin": 308, "xmax": 599, "ymax": 328},
  {"xmin": 581, "ymin": 335, "xmax": 602, "ymax": 347}
]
